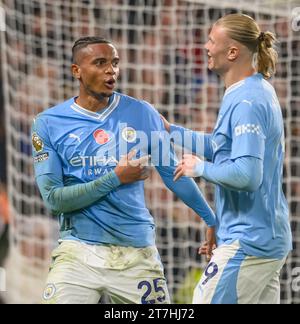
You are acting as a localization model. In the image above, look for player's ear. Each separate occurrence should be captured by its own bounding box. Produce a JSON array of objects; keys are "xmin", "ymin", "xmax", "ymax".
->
[
  {"xmin": 71, "ymin": 64, "xmax": 81, "ymax": 80},
  {"xmin": 228, "ymin": 46, "xmax": 238, "ymax": 61}
]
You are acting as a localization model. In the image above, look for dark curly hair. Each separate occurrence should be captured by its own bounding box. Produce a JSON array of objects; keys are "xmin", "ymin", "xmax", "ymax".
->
[{"xmin": 72, "ymin": 36, "xmax": 112, "ymax": 63}]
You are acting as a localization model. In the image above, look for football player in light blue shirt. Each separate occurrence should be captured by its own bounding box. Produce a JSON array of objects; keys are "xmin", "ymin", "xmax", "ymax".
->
[
  {"xmin": 164, "ymin": 14, "xmax": 292, "ymax": 304},
  {"xmin": 32, "ymin": 36, "xmax": 216, "ymax": 304}
]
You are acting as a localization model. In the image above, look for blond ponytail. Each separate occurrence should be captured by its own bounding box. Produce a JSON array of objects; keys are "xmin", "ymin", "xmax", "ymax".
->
[
  {"xmin": 216, "ymin": 14, "xmax": 278, "ymax": 79},
  {"xmin": 256, "ymin": 31, "xmax": 278, "ymax": 79}
]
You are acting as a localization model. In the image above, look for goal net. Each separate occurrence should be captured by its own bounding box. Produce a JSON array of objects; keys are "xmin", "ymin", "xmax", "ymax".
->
[{"xmin": 0, "ymin": 0, "xmax": 299, "ymax": 304}]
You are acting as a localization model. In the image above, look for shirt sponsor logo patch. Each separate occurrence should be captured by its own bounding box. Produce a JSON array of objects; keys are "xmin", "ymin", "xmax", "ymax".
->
[
  {"xmin": 234, "ymin": 124, "xmax": 260, "ymax": 137},
  {"xmin": 93, "ymin": 129, "xmax": 110, "ymax": 145},
  {"xmin": 34, "ymin": 152, "xmax": 49, "ymax": 163},
  {"xmin": 122, "ymin": 127, "xmax": 137, "ymax": 143},
  {"xmin": 32, "ymin": 132, "xmax": 44, "ymax": 152}
]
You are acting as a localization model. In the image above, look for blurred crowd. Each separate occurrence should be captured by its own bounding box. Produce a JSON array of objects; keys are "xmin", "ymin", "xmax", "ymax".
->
[{"xmin": 0, "ymin": 38, "xmax": 9, "ymax": 304}]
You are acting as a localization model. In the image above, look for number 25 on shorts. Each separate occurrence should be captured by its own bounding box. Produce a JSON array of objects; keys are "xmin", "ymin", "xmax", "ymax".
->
[{"xmin": 138, "ymin": 278, "xmax": 166, "ymax": 304}]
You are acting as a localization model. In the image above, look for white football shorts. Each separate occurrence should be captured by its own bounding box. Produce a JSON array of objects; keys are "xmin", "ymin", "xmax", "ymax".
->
[
  {"xmin": 193, "ymin": 241, "xmax": 286, "ymax": 304},
  {"xmin": 42, "ymin": 240, "xmax": 170, "ymax": 304}
]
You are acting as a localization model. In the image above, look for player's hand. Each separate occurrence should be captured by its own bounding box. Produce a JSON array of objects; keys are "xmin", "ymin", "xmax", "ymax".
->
[
  {"xmin": 174, "ymin": 154, "xmax": 204, "ymax": 181},
  {"xmin": 160, "ymin": 114, "xmax": 170, "ymax": 133},
  {"xmin": 198, "ymin": 227, "xmax": 216, "ymax": 262},
  {"xmin": 115, "ymin": 150, "xmax": 151, "ymax": 184}
]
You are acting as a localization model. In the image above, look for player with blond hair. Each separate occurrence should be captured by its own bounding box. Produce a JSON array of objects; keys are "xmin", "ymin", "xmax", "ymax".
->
[{"xmin": 163, "ymin": 14, "xmax": 292, "ymax": 304}]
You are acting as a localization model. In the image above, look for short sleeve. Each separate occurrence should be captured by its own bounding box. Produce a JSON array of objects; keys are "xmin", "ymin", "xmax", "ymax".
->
[
  {"xmin": 231, "ymin": 101, "xmax": 266, "ymax": 160},
  {"xmin": 31, "ymin": 116, "xmax": 63, "ymax": 178}
]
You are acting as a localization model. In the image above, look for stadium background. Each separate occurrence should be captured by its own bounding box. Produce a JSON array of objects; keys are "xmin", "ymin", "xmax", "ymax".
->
[{"xmin": 0, "ymin": 0, "xmax": 299, "ymax": 304}]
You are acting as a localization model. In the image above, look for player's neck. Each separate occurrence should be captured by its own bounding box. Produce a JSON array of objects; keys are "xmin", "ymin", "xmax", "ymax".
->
[
  {"xmin": 76, "ymin": 92, "xmax": 110, "ymax": 112},
  {"xmin": 223, "ymin": 65, "xmax": 255, "ymax": 89}
]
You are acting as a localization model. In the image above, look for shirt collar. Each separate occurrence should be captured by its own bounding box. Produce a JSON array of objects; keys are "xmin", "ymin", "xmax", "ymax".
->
[{"xmin": 70, "ymin": 93, "xmax": 120, "ymax": 120}]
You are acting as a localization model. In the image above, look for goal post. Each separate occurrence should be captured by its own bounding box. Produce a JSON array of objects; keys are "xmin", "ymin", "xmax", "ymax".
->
[{"xmin": 0, "ymin": 0, "xmax": 299, "ymax": 304}]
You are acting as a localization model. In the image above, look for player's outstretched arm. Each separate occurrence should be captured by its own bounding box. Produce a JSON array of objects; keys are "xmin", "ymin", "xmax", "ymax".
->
[
  {"xmin": 160, "ymin": 115, "xmax": 214, "ymax": 160},
  {"xmin": 174, "ymin": 154, "xmax": 263, "ymax": 192},
  {"xmin": 146, "ymin": 108, "xmax": 216, "ymax": 227},
  {"xmin": 201, "ymin": 156, "xmax": 263, "ymax": 191},
  {"xmin": 156, "ymin": 164, "xmax": 216, "ymax": 227},
  {"xmin": 152, "ymin": 135, "xmax": 215, "ymax": 227},
  {"xmin": 173, "ymin": 102, "xmax": 265, "ymax": 191}
]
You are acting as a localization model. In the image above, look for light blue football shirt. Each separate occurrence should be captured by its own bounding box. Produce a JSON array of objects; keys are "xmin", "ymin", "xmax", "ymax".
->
[
  {"xmin": 32, "ymin": 92, "xmax": 215, "ymax": 247},
  {"xmin": 207, "ymin": 73, "xmax": 292, "ymax": 259}
]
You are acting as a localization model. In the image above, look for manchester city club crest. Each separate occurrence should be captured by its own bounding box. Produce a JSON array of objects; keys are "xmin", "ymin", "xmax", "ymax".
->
[
  {"xmin": 32, "ymin": 132, "xmax": 44, "ymax": 152},
  {"xmin": 122, "ymin": 127, "xmax": 137, "ymax": 143},
  {"xmin": 43, "ymin": 283, "xmax": 56, "ymax": 300}
]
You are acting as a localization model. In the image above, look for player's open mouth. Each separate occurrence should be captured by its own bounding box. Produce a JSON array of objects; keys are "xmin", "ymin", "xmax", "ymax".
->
[{"xmin": 104, "ymin": 79, "xmax": 116, "ymax": 89}]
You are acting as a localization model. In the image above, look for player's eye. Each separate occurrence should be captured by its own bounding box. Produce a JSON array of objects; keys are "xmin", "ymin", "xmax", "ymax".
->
[
  {"xmin": 95, "ymin": 59, "xmax": 106, "ymax": 66},
  {"xmin": 112, "ymin": 60, "xmax": 119, "ymax": 67}
]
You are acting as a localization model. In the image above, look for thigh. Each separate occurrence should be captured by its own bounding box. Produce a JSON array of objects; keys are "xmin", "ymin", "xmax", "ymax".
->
[
  {"xmin": 257, "ymin": 274, "xmax": 280, "ymax": 304},
  {"xmin": 193, "ymin": 241, "xmax": 245, "ymax": 304},
  {"xmin": 42, "ymin": 241, "xmax": 101, "ymax": 304},
  {"xmin": 237, "ymin": 257, "xmax": 286, "ymax": 304},
  {"xmin": 42, "ymin": 282, "xmax": 101, "ymax": 304},
  {"xmin": 106, "ymin": 246, "xmax": 170, "ymax": 304}
]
